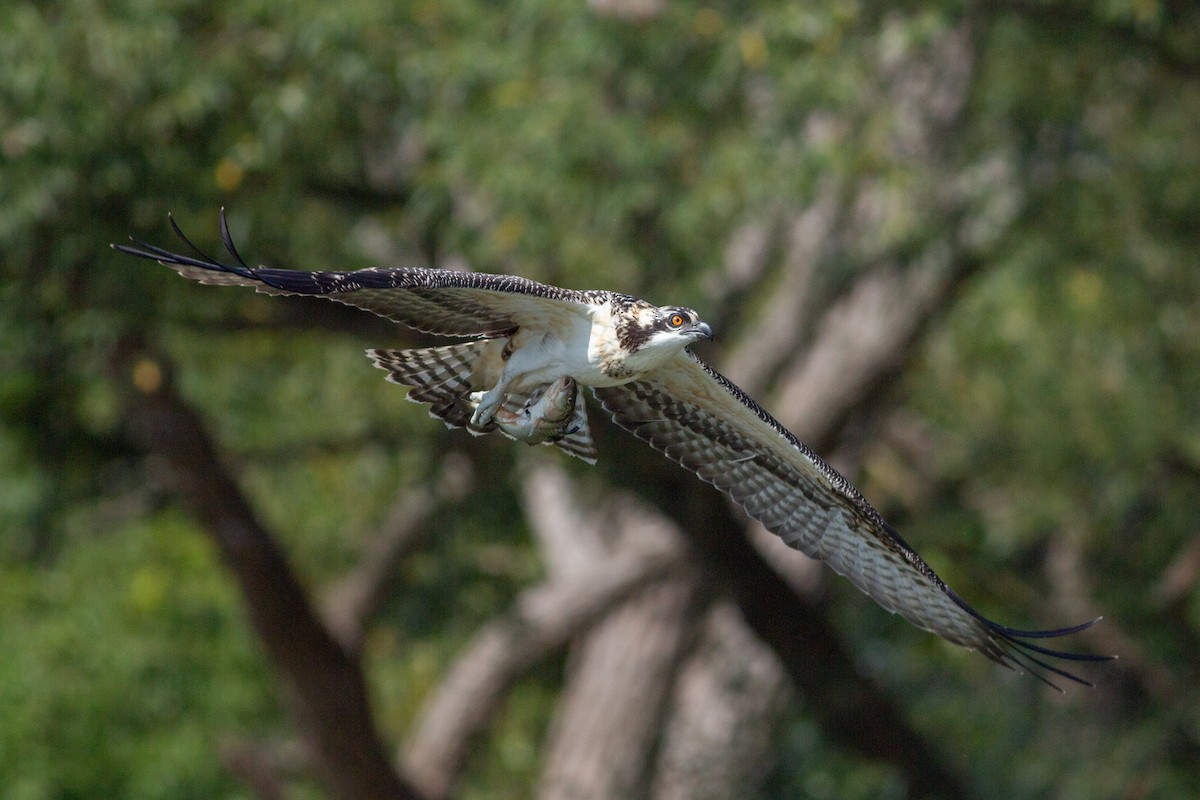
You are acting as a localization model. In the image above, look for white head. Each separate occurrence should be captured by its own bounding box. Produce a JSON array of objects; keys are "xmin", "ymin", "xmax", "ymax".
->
[{"xmin": 620, "ymin": 304, "xmax": 714, "ymax": 359}]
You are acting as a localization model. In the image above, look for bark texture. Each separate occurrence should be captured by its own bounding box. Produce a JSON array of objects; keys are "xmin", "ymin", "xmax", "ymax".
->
[
  {"xmin": 650, "ymin": 604, "xmax": 792, "ymax": 800},
  {"xmin": 536, "ymin": 568, "xmax": 704, "ymax": 800}
]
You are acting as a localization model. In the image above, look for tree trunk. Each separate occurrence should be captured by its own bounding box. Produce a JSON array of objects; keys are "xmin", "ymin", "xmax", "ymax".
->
[
  {"xmin": 115, "ymin": 341, "xmax": 420, "ymax": 800},
  {"xmin": 537, "ymin": 565, "xmax": 705, "ymax": 800},
  {"xmin": 651, "ymin": 603, "xmax": 791, "ymax": 800}
]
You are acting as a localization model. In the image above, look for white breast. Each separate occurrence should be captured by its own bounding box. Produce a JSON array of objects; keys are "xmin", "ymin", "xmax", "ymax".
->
[
  {"xmin": 501, "ymin": 301, "xmax": 654, "ymax": 391},
  {"xmin": 497, "ymin": 311, "xmax": 607, "ymax": 390}
]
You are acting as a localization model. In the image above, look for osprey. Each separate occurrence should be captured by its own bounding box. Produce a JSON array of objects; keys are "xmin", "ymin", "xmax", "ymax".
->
[{"xmin": 116, "ymin": 210, "xmax": 1111, "ymax": 687}]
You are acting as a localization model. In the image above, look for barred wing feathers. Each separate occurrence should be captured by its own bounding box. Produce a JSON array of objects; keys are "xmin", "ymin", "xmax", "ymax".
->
[
  {"xmin": 367, "ymin": 344, "xmax": 597, "ymax": 463},
  {"xmin": 594, "ymin": 353, "xmax": 1110, "ymax": 686},
  {"xmin": 114, "ymin": 210, "xmax": 602, "ymax": 338}
]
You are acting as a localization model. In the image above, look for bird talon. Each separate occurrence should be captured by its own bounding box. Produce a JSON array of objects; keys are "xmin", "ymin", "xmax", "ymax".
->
[{"xmin": 470, "ymin": 401, "xmax": 499, "ymax": 428}]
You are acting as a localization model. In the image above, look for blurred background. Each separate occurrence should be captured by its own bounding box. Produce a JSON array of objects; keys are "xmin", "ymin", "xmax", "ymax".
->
[{"xmin": 3, "ymin": 1, "xmax": 1200, "ymax": 798}]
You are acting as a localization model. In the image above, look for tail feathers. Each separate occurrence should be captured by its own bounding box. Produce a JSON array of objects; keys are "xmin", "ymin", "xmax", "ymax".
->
[
  {"xmin": 368, "ymin": 343, "xmax": 488, "ymax": 433},
  {"xmin": 554, "ymin": 426, "xmax": 597, "ymax": 464},
  {"xmin": 368, "ymin": 342, "xmax": 485, "ymax": 397},
  {"xmin": 428, "ymin": 397, "xmax": 479, "ymax": 432},
  {"xmin": 366, "ymin": 346, "xmax": 598, "ymax": 462},
  {"xmin": 553, "ymin": 384, "xmax": 597, "ymax": 464}
]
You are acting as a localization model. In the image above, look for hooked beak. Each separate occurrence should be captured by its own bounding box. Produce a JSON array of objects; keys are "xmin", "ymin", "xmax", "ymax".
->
[{"xmin": 692, "ymin": 321, "xmax": 714, "ymax": 341}]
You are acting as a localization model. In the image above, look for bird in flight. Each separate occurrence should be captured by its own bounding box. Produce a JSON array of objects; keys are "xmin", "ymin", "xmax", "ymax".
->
[{"xmin": 116, "ymin": 210, "xmax": 1112, "ymax": 688}]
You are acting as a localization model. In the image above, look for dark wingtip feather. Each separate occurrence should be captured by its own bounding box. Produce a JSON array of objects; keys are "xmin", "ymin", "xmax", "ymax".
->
[
  {"xmin": 111, "ymin": 210, "xmax": 292, "ymax": 290},
  {"xmin": 944, "ymin": 588, "xmax": 1116, "ymax": 690},
  {"xmin": 113, "ymin": 234, "xmax": 232, "ymax": 272},
  {"xmin": 983, "ymin": 615, "xmax": 1106, "ymax": 640},
  {"xmin": 112, "ymin": 212, "xmax": 239, "ymax": 273},
  {"xmin": 1000, "ymin": 644, "xmax": 1095, "ymax": 692},
  {"xmin": 165, "ymin": 211, "xmax": 229, "ymax": 270},
  {"xmin": 217, "ymin": 206, "xmax": 252, "ymax": 269}
]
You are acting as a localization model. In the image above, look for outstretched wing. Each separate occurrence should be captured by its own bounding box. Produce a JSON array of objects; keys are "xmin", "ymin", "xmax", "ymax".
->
[
  {"xmin": 594, "ymin": 352, "xmax": 1112, "ymax": 688},
  {"xmin": 114, "ymin": 210, "xmax": 604, "ymax": 338}
]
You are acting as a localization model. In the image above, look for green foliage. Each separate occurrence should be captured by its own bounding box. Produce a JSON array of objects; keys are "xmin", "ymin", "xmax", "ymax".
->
[
  {"xmin": 0, "ymin": 512, "xmax": 278, "ymax": 799},
  {"xmin": 3, "ymin": 0, "xmax": 1199, "ymax": 797}
]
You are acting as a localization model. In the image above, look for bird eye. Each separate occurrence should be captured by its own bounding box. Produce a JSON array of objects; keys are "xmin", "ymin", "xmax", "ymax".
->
[{"xmin": 669, "ymin": 314, "xmax": 685, "ymax": 328}]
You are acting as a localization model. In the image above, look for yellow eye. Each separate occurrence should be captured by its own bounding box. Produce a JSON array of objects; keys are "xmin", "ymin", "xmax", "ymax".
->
[{"xmin": 670, "ymin": 314, "xmax": 685, "ymax": 328}]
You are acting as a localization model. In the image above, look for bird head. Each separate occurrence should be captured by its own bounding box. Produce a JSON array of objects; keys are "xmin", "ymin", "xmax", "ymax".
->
[{"xmin": 634, "ymin": 305, "xmax": 714, "ymax": 352}]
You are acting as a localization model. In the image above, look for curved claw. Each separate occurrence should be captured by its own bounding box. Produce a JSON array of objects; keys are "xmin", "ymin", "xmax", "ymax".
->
[{"xmin": 470, "ymin": 392, "xmax": 505, "ymax": 428}]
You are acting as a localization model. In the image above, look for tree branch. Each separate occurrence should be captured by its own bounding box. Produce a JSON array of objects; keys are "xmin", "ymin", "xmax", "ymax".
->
[
  {"xmin": 403, "ymin": 539, "xmax": 683, "ymax": 799},
  {"xmin": 115, "ymin": 340, "xmax": 421, "ymax": 800},
  {"xmin": 403, "ymin": 458, "xmax": 689, "ymax": 798},
  {"xmin": 650, "ymin": 603, "xmax": 792, "ymax": 800},
  {"xmin": 536, "ymin": 566, "xmax": 705, "ymax": 800},
  {"xmin": 773, "ymin": 252, "xmax": 978, "ymax": 452},
  {"xmin": 322, "ymin": 454, "xmax": 473, "ymax": 654}
]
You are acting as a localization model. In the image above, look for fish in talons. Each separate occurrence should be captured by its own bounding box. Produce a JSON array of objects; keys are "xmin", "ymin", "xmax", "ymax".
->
[{"xmin": 466, "ymin": 376, "xmax": 584, "ymax": 447}]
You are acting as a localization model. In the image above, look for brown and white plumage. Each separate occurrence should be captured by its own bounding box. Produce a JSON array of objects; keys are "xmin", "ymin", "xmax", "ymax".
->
[
  {"xmin": 367, "ymin": 345, "xmax": 597, "ymax": 462},
  {"xmin": 592, "ymin": 358, "xmax": 1104, "ymax": 679},
  {"xmin": 115, "ymin": 210, "xmax": 1111, "ymax": 687}
]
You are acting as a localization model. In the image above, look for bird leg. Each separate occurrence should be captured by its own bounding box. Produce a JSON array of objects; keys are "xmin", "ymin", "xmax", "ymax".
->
[
  {"xmin": 468, "ymin": 334, "xmax": 559, "ymax": 428},
  {"xmin": 469, "ymin": 384, "xmax": 507, "ymax": 428}
]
